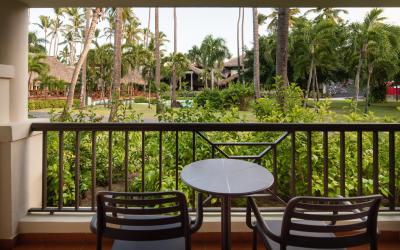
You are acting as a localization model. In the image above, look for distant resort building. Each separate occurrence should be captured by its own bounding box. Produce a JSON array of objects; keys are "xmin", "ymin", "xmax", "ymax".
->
[{"xmin": 183, "ymin": 55, "xmax": 244, "ymax": 90}]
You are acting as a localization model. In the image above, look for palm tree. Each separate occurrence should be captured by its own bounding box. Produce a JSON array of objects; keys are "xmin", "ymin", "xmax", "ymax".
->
[
  {"xmin": 305, "ymin": 8, "xmax": 348, "ymax": 24},
  {"xmin": 237, "ymin": 8, "xmax": 242, "ymax": 83},
  {"xmin": 171, "ymin": 8, "xmax": 179, "ymax": 107},
  {"xmin": 352, "ymin": 8, "xmax": 386, "ymax": 103},
  {"xmin": 28, "ymin": 32, "xmax": 46, "ymax": 54},
  {"xmin": 276, "ymin": 8, "xmax": 290, "ymax": 86},
  {"xmin": 35, "ymin": 15, "xmax": 51, "ymax": 54},
  {"xmin": 109, "ymin": 7, "xmax": 123, "ymax": 122},
  {"xmin": 49, "ymin": 8, "xmax": 63, "ymax": 56},
  {"xmin": 164, "ymin": 52, "xmax": 189, "ymax": 103},
  {"xmin": 267, "ymin": 8, "xmax": 300, "ymax": 31},
  {"xmin": 28, "ymin": 53, "xmax": 49, "ymax": 90},
  {"xmin": 62, "ymin": 8, "xmax": 84, "ymax": 64},
  {"xmin": 241, "ymin": 7, "xmax": 245, "ymax": 84},
  {"xmin": 187, "ymin": 35, "xmax": 230, "ymax": 89},
  {"xmin": 154, "ymin": 7, "xmax": 161, "ymax": 102},
  {"xmin": 80, "ymin": 8, "xmax": 92, "ymax": 109},
  {"xmin": 65, "ymin": 8, "xmax": 102, "ymax": 111},
  {"xmin": 253, "ymin": 8, "xmax": 260, "ymax": 98},
  {"xmin": 364, "ymin": 25, "xmax": 400, "ymax": 112}
]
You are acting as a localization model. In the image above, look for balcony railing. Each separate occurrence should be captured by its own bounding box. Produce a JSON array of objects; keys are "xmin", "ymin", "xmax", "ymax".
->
[{"xmin": 29, "ymin": 123, "xmax": 400, "ymax": 214}]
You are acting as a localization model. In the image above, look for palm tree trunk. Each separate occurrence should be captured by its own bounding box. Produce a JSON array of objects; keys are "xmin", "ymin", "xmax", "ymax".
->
[
  {"xmin": 145, "ymin": 8, "xmax": 151, "ymax": 48},
  {"xmin": 252, "ymin": 8, "xmax": 260, "ymax": 99},
  {"xmin": 66, "ymin": 8, "xmax": 102, "ymax": 111},
  {"xmin": 211, "ymin": 69, "xmax": 215, "ymax": 90},
  {"xmin": 155, "ymin": 7, "xmax": 161, "ymax": 100},
  {"xmin": 276, "ymin": 8, "xmax": 290, "ymax": 86},
  {"xmin": 237, "ymin": 7, "xmax": 242, "ymax": 83},
  {"xmin": 365, "ymin": 64, "xmax": 373, "ymax": 113},
  {"xmin": 354, "ymin": 42, "xmax": 368, "ymax": 102},
  {"xmin": 314, "ymin": 65, "xmax": 320, "ymax": 102},
  {"xmin": 80, "ymin": 8, "xmax": 91, "ymax": 109},
  {"xmin": 304, "ymin": 56, "xmax": 314, "ymax": 107},
  {"xmin": 109, "ymin": 7, "xmax": 123, "ymax": 122},
  {"xmin": 241, "ymin": 7, "xmax": 245, "ymax": 84},
  {"xmin": 171, "ymin": 8, "xmax": 178, "ymax": 108}
]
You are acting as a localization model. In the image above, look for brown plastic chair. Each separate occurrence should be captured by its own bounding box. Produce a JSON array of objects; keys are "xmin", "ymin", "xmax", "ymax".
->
[
  {"xmin": 246, "ymin": 195, "xmax": 381, "ymax": 250},
  {"xmin": 90, "ymin": 191, "xmax": 203, "ymax": 250}
]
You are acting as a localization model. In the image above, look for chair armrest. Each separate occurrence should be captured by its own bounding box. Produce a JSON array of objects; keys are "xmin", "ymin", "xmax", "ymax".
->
[
  {"xmin": 246, "ymin": 197, "xmax": 282, "ymax": 243},
  {"xmin": 190, "ymin": 192, "xmax": 204, "ymax": 233}
]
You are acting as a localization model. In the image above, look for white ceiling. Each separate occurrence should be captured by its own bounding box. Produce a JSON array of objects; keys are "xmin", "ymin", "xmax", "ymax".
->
[{"xmin": 18, "ymin": 0, "xmax": 400, "ymax": 8}]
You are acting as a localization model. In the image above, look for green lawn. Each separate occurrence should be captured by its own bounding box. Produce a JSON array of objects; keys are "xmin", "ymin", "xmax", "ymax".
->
[
  {"xmin": 31, "ymin": 100, "xmax": 400, "ymax": 122},
  {"xmin": 321, "ymin": 100, "xmax": 400, "ymax": 120}
]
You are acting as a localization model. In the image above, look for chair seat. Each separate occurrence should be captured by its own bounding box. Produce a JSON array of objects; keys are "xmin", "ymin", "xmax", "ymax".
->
[
  {"xmin": 112, "ymin": 237, "xmax": 185, "ymax": 250},
  {"xmin": 257, "ymin": 220, "xmax": 345, "ymax": 250}
]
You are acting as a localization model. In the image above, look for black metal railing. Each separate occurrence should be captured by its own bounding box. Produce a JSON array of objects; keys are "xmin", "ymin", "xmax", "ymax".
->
[{"xmin": 29, "ymin": 123, "xmax": 399, "ymax": 213}]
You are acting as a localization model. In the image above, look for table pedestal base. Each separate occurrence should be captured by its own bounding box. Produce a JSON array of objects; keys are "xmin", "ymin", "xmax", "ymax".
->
[{"xmin": 221, "ymin": 196, "xmax": 231, "ymax": 250}]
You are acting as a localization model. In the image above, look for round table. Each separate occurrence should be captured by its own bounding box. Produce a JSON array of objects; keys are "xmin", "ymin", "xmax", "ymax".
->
[{"xmin": 181, "ymin": 158, "xmax": 274, "ymax": 250}]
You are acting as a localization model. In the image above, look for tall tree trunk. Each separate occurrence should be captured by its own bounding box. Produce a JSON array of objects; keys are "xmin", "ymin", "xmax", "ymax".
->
[
  {"xmin": 145, "ymin": 8, "xmax": 151, "ymax": 48},
  {"xmin": 109, "ymin": 7, "xmax": 123, "ymax": 122},
  {"xmin": 365, "ymin": 64, "xmax": 373, "ymax": 113},
  {"xmin": 354, "ymin": 42, "xmax": 368, "ymax": 103},
  {"xmin": 171, "ymin": 8, "xmax": 178, "ymax": 107},
  {"xmin": 314, "ymin": 65, "xmax": 320, "ymax": 101},
  {"xmin": 237, "ymin": 7, "xmax": 242, "ymax": 83},
  {"xmin": 304, "ymin": 56, "xmax": 314, "ymax": 107},
  {"xmin": 276, "ymin": 8, "xmax": 290, "ymax": 86},
  {"xmin": 252, "ymin": 8, "xmax": 260, "ymax": 99},
  {"xmin": 154, "ymin": 7, "xmax": 161, "ymax": 100},
  {"xmin": 80, "ymin": 8, "xmax": 91, "ymax": 109},
  {"xmin": 211, "ymin": 69, "xmax": 215, "ymax": 90},
  {"xmin": 241, "ymin": 7, "xmax": 245, "ymax": 84},
  {"xmin": 65, "ymin": 8, "xmax": 102, "ymax": 111}
]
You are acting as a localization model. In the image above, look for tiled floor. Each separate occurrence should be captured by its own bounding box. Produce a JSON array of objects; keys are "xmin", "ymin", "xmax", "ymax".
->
[{"xmin": 12, "ymin": 238, "xmax": 400, "ymax": 250}]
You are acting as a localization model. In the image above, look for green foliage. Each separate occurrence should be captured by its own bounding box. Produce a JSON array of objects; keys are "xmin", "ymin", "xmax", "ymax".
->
[
  {"xmin": 194, "ymin": 83, "xmax": 254, "ymax": 110},
  {"xmin": 29, "ymin": 99, "xmax": 80, "ymax": 110}
]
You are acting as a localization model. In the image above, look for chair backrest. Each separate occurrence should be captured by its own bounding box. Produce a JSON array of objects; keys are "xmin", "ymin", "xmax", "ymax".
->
[
  {"xmin": 280, "ymin": 195, "xmax": 381, "ymax": 249},
  {"xmin": 96, "ymin": 191, "xmax": 190, "ymax": 242}
]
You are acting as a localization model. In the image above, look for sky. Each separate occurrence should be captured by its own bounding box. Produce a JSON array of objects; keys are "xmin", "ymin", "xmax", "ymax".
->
[{"xmin": 29, "ymin": 7, "xmax": 400, "ymax": 56}]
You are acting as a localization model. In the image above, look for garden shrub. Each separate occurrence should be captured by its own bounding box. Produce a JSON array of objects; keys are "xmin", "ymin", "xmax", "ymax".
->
[{"xmin": 29, "ymin": 99, "xmax": 80, "ymax": 110}]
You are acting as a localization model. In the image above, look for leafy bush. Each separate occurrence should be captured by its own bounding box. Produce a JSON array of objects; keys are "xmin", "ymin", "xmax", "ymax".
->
[
  {"xmin": 194, "ymin": 83, "xmax": 254, "ymax": 110},
  {"xmin": 29, "ymin": 99, "xmax": 80, "ymax": 110},
  {"xmin": 134, "ymin": 96, "xmax": 157, "ymax": 104}
]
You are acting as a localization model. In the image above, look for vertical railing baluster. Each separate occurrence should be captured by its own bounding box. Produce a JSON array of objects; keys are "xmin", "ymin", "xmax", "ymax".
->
[
  {"xmin": 373, "ymin": 131, "xmax": 379, "ymax": 194},
  {"xmin": 323, "ymin": 131, "xmax": 328, "ymax": 197},
  {"xmin": 272, "ymin": 145, "xmax": 277, "ymax": 194},
  {"xmin": 307, "ymin": 131, "xmax": 312, "ymax": 196},
  {"xmin": 108, "ymin": 131, "xmax": 112, "ymax": 191},
  {"xmin": 42, "ymin": 131, "xmax": 48, "ymax": 209},
  {"xmin": 291, "ymin": 131, "xmax": 296, "ymax": 196},
  {"xmin": 389, "ymin": 131, "xmax": 395, "ymax": 210},
  {"xmin": 74, "ymin": 131, "xmax": 80, "ymax": 210},
  {"xmin": 191, "ymin": 131, "xmax": 196, "ymax": 209},
  {"xmin": 124, "ymin": 131, "xmax": 129, "ymax": 192},
  {"xmin": 357, "ymin": 131, "xmax": 363, "ymax": 196},
  {"xmin": 159, "ymin": 131, "xmax": 163, "ymax": 191},
  {"xmin": 91, "ymin": 131, "xmax": 96, "ymax": 211},
  {"xmin": 340, "ymin": 131, "xmax": 345, "ymax": 197},
  {"xmin": 175, "ymin": 131, "xmax": 179, "ymax": 190},
  {"xmin": 141, "ymin": 131, "xmax": 145, "ymax": 192},
  {"xmin": 58, "ymin": 131, "xmax": 64, "ymax": 210},
  {"xmin": 212, "ymin": 145, "xmax": 215, "ymax": 158}
]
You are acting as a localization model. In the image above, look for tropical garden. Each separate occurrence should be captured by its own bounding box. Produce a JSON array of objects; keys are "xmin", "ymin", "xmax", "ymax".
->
[{"xmin": 28, "ymin": 7, "xmax": 400, "ymax": 207}]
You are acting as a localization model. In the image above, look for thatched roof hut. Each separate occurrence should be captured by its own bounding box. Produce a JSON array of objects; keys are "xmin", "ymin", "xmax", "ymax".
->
[
  {"xmin": 121, "ymin": 70, "xmax": 146, "ymax": 85},
  {"xmin": 44, "ymin": 56, "xmax": 75, "ymax": 83},
  {"xmin": 224, "ymin": 55, "xmax": 245, "ymax": 68}
]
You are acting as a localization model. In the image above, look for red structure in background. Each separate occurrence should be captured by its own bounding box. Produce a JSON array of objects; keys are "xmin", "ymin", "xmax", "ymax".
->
[{"xmin": 385, "ymin": 81, "xmax": 400, "ymax": 101}]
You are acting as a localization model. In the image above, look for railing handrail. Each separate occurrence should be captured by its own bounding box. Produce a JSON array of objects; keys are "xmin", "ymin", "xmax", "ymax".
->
[{"xmin": 31, "ymin": 122, "xmax": 400, "ymax": 132}]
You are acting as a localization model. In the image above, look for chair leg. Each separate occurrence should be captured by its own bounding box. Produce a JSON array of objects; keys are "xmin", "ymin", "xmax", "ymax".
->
[
  {"xmin": 252, "ymin": 229, "xmax": 258, "ymax": 250},
  {"xmin": 370, "ymin": 238, "xmax": 378, "ymax": 250},
  {"xmin": 96, "ymin": 234, "xmax": 102, "ymax": 250}
]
